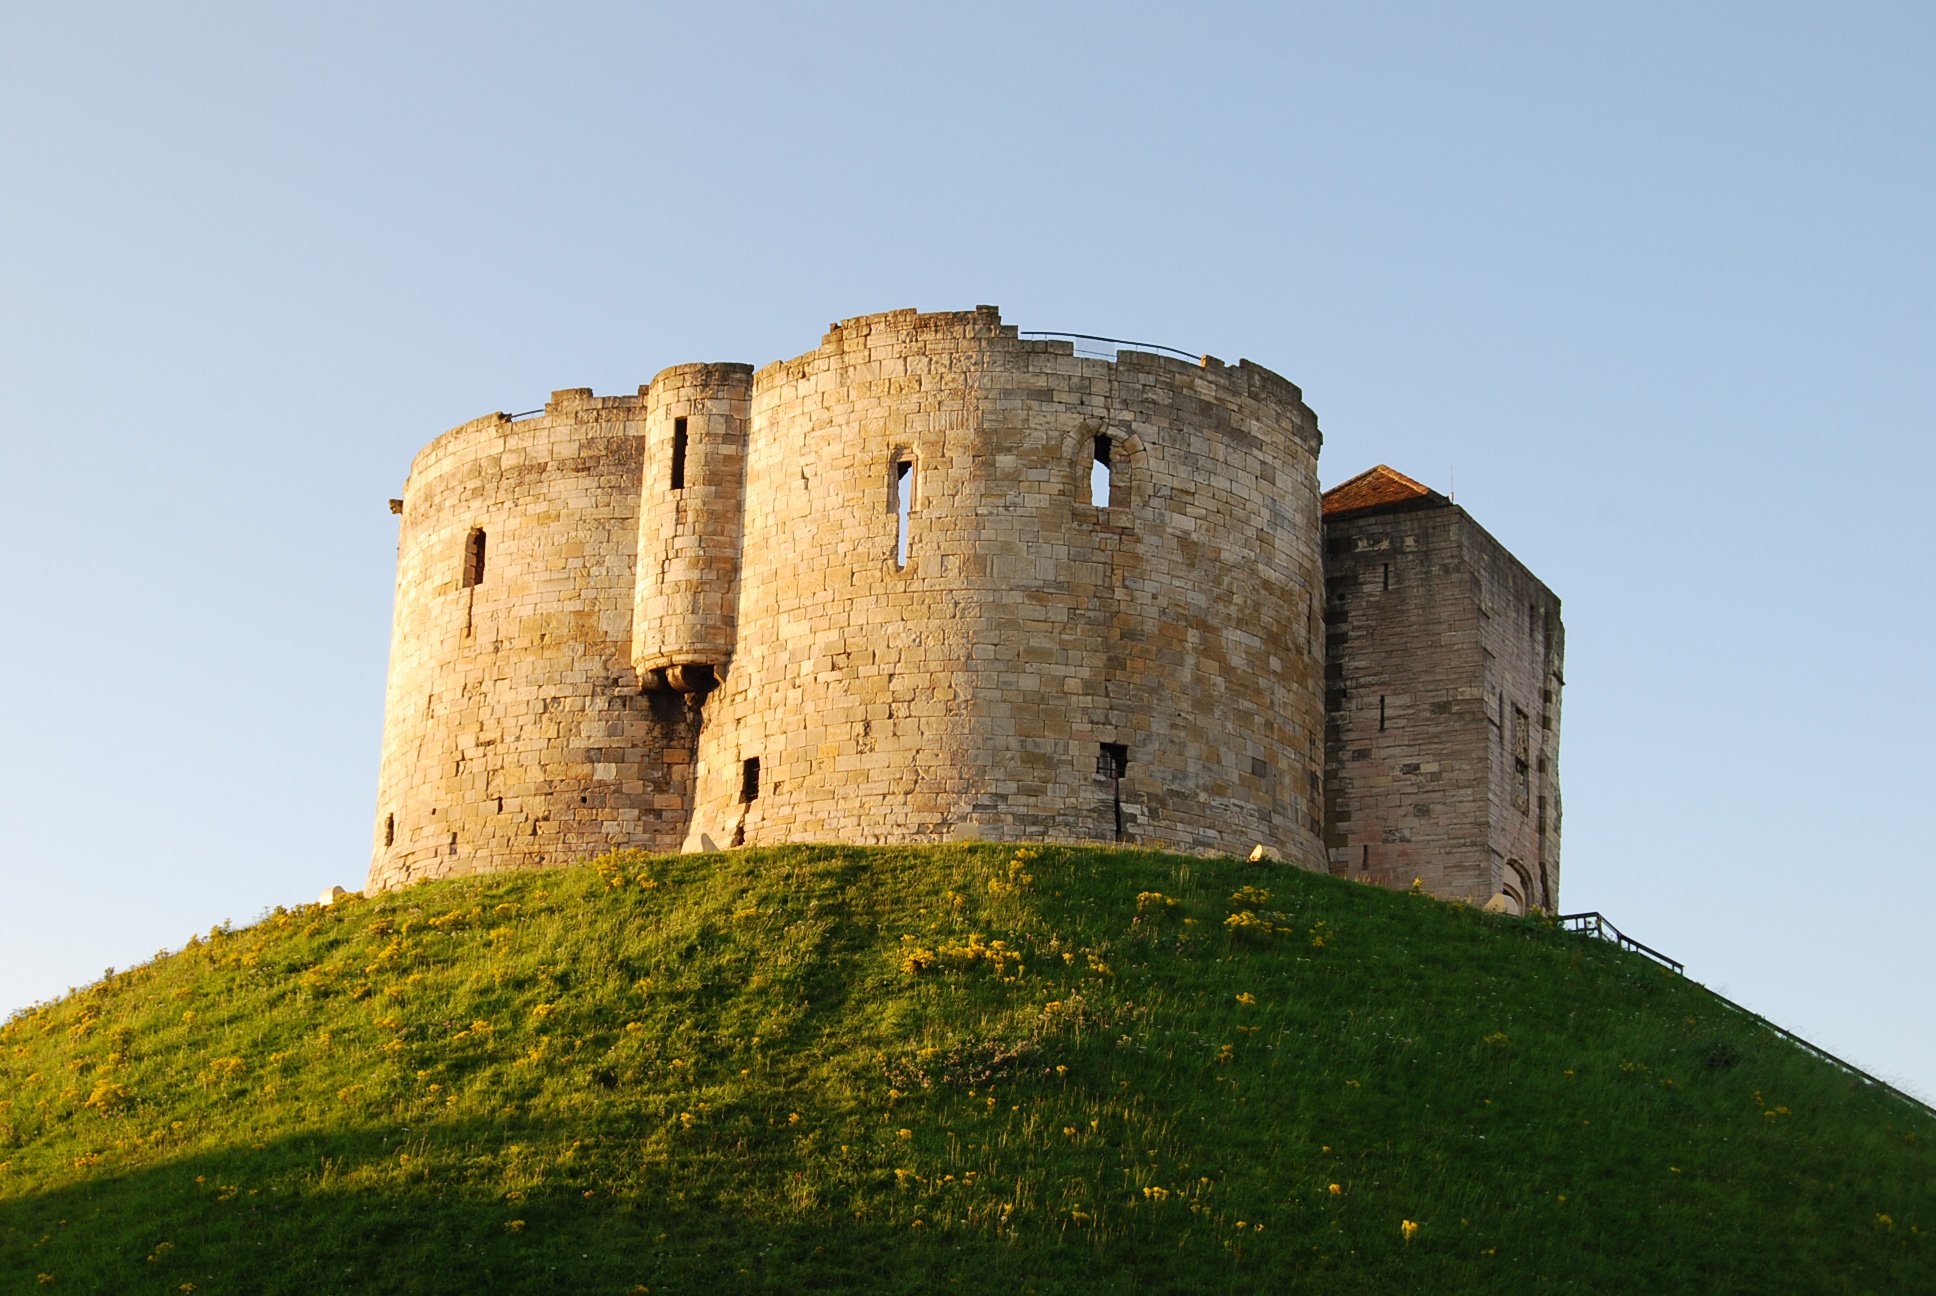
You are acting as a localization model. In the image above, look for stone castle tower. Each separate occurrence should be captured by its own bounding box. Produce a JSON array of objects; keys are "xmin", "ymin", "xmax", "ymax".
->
[
  {"xmin": 368, "ymin": 307, "xmax": 1561, "ymax": 910},
  {"xmin": 1320, "ymin": 466, "xmax": 1563, "ymax": 913}
]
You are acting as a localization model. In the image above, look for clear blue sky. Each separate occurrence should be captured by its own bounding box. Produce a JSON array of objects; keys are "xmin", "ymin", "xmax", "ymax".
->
[{"xmin": 3, "ymin": 3, "xmax": 1931, "ymax": 1098}]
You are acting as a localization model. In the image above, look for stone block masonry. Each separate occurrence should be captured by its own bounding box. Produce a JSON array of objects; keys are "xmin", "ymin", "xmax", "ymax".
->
[
  {"xmin": 367, "ymin": 308, "xmax": 1561, "ymax": 912},
  {"xmin": 1320, "ymin": 467, "xmax": 1563, "ymax": 909},
  {"xmin": 371, "ymin": 391, "xmax": 702, "ymax": 889}
]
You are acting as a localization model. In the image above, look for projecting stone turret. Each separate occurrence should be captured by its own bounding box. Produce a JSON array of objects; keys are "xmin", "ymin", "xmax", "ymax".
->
[{"xmin": 633, "ymin": 363, "xmax": 753, "ymax": 696}]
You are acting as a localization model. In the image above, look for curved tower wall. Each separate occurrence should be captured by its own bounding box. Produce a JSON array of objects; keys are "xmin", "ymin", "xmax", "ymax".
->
[
  {"xmin": 681, "ymin": 308, "xmax": 1327, "ymax": 867},
  {"xmin": 367, "ymin": 389, "xmax": 697, "ymax": 891},
  {"xmin": 632, "ymin": 363, "xmax": 753, "ymax": 691}
]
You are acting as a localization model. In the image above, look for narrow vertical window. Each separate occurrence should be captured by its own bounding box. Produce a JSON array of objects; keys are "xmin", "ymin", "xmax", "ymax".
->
[
  {"xmin": 383, "ymin": 814, "xmax": 395, "ymax": 847},
  {"xmin": 1090, "ymin": 434, "xmax": 1113, "ymax": 508},
  {"xmin": 1099, "ymin": 742, "xmax": 1128, "ymax": 842},
  {"xmin": 1512, "ymin": 707, "xmax": 1531, "ymax": 812},
  {"xmin": 1381, "ymin": 562, "xmax": 1390, "ymax": 591},
  {"xmin": 1378, "ymin": 695, "xmax": 1387, "ymax": 731},
  {"xmin": 461, "ymin": 528, "xmax": 486, "ymax": 588},
  {"xmin": 740, "ymin": 756, "xmax": 761, "ymax": 804},
  {"xmin": 894, "ymin": 457, "xmax": 914, "ymax": 569},
  {"xmin": 670, "ymin": 417, "xmax": 688, "ymax": 490}
]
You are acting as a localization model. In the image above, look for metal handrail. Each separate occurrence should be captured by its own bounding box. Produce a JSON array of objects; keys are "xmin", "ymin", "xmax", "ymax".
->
[
  {"xmin": 507, "ymin": 408, "xmax": 545, "ymax": 421},
  {"xmin": 1558, "ymin": 911, "xmax": 1684, "ymax": 974},
  {"xmin": 1557, "ymin": 911, "xmax": 1934, "ymax": 1119},
  {"xmin": 1018, "ymin": 331, "xmax": 1203, "ymax": 363}
]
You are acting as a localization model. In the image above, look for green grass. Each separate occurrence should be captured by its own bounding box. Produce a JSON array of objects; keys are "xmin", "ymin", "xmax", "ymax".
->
[{"xmin": 2, "ymin": 843, "xmax": 1930, "ymax": 1293}]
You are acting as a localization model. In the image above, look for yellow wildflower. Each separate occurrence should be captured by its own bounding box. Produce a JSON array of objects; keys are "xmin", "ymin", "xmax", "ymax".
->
[{"xmin": 1401, "ymin": 1218, "xmax": 1420, "ymax": 1242}]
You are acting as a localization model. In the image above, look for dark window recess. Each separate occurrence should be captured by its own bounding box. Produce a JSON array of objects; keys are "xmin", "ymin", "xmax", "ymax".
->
[
  {"xmin": 461, "ymin": 528, "xmax": 487, "ymax": 588},
  {"xmin": 894, "ymin": 458, "xmax": 914, "ymax": 569},
  {"xmin": 1099, "ymin": 742, "xmax": 1128, "ymax": 842},
  {"xmin": 383, "ymin": 814, "xmax": 394, "ymax": 847},
  {"xmin": 1361, "ymin": 844, "xmax": 1370, "ymax": 871},
  {"xmin": 1378, "ymin": 695, "xmax": 1387, "ymax": 731},
  {"xmin": 1091, "ymin": 434, "xmax": 1113, "ymax": 508},
  {"xmin": 1381, "ymin": 562, "xmax": 1390, "ymax": 591},
  {"xmin": 1512, "ymin": 707, "xmax": 1532, "ymax": 812},
  {"xmin": 671, "ymin": 417, "xmax": 688, "ymax": 490},
  {"xmin": 1250, "ymin": 756, "xmax": 1268, "ymax": 779},
  {"xmin": 740, "ymin": 756, "xmax": 761, "ymax": 804}
]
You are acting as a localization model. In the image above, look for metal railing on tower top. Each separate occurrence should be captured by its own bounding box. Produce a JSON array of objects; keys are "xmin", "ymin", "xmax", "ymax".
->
[{"xmin": 1018, "ymin": 331, "xmax": 1204, "ymax": 364}]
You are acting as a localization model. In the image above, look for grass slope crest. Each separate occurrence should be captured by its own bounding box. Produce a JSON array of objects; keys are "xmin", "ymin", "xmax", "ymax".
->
[{"xmin": 2, "ymin": 843, "xmax": 1930, "ymax": 1294}]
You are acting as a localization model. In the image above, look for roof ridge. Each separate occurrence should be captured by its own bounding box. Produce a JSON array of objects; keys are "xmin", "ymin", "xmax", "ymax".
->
[{"xmin": 1320, "ymin": 464, "xmax": 1447, "ymax": 519}]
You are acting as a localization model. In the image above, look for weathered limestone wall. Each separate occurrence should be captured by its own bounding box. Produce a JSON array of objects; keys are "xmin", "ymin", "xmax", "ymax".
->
[
  {"xmin": 1323, "ymin": 505, "xmax": 1490, "ymax": 895},
  {"xmin": 1470, "ymin": 522, "xmax": 1564, "ymax": 910},
  {"xmin": 1321, "ymin": 501, "xmax": 1563, "ymax": 908},
  {"xmin": 367, "ymin": 390, "xmax": 697, "ymax": 891},
  {"xmin": 681, "ymin": 308, "xmax": 1328, "ymax": 866}
]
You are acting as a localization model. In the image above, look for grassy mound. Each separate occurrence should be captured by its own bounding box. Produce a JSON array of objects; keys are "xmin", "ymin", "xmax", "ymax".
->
[{"xmin": 2, "ymin": 843, "xmax": 1929, "ymax": 1293}]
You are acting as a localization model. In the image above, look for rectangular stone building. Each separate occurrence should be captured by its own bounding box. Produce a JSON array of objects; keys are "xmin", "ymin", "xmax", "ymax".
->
[{"xmin": 1321, "ymin": 466, "xmax": 1563, "ymax": 912}]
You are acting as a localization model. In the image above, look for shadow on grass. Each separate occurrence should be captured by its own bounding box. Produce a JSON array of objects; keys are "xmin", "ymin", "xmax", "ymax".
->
[{"xmin": 0, "ymin": 1114, "xmax": 1168, "ymax": 1296}]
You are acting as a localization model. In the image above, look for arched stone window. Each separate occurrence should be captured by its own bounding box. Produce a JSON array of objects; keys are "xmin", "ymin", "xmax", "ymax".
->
[
  {"xmin": 1090, "ymin": 434, "xmax": 1113, "ymax": 508},
  {"xmin": 1501, "ymin": 860, "xmax": 1532, "ymax": 915},
  {"xmin": 1067, "ymin": 424, "xmax": 1142, "ymax": 514},
  {"xmin": 461, "ymin": 528, "xmax": 487, "ymax": 588}
]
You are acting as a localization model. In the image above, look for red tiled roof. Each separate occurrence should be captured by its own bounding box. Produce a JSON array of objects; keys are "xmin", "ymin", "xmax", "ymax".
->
[{"xmin": 1321, "ymin": 465, "xmax": 1447, "ymax": 518}]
